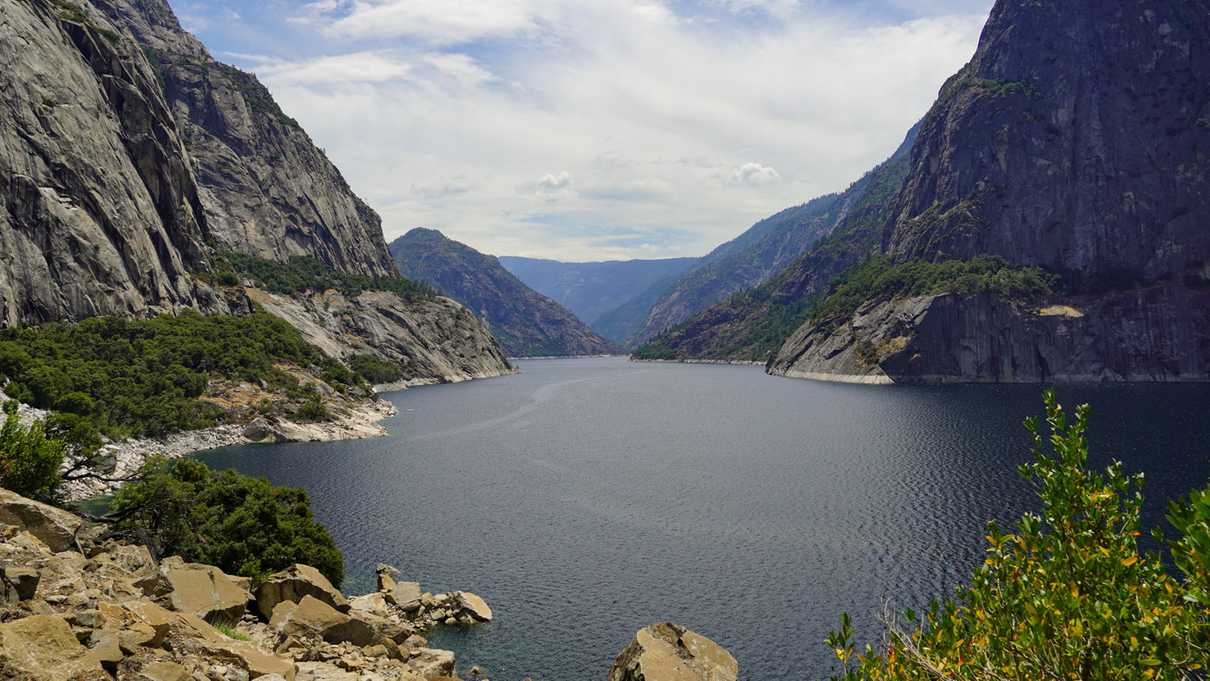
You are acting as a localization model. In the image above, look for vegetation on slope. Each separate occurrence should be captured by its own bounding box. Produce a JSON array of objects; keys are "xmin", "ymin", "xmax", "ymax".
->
[
  {"xmin": 632, "ymin": 124, "xmax": 916, "ymax": 362},
  {"xmin": 828, "ymin": 393, "xmax": 1209, "ymax": 680},
  {"xmin": 810, "ymin": 256, "xmax": 1056, "ymax": 325},
  {"xmin": 0, "ymin": 310, "xmax": 362, "ymax": 440},
  {"xmin": 206, "ymin": 252, "xmax": 435, "ymax": 301},
  {"xmin": 111, "ymin": 457, "xmax": 344, "ymax": 586}
]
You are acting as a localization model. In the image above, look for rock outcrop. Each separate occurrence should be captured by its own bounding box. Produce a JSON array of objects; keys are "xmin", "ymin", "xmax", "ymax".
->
[
  {"xmin": 246, "ymin": 288, "xmax": 514, "ymax": 386},
  {"xmin": 0, "ymin": 490, "xmax": 494, "ymax": 681},
  {"xmin": 390, "ymin": 229, "xmax": 614, "ymax": 357},
  {"xmin": 608, "ymin": 623, "xmax": 738, "ymax": 681},
  {"xmin": 770, "ymin": 286, "xmax": 1210, "ymax": 383}
]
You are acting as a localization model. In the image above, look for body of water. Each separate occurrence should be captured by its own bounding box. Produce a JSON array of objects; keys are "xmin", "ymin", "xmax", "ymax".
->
[{"xmin": 199, "ymin": 357, "xmax": 1210, "ymax": 680}]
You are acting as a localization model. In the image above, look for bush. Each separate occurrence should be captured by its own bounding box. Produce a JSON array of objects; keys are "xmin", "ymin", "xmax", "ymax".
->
[
  {"xmin": 110, "ymin": 458, "xmax": 343, "ymax": 587},
  {"xmin": 347, "ymin": 354, "xmax": 405, "ymax": 385},
  {"xmin": 0, "ymin": 402, "xmax": 65, "ymax": 501},
  {"xmin": 828, "ymin": 392, "xmax": 1209, "ymax": 680}
]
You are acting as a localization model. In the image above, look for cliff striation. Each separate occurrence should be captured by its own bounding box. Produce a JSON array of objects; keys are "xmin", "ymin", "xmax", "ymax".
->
[
  {"xmin": 92, "ymin": 0, "xmax": 397, "ymax": 277},
  {"xmin": 0, "ymin": 0, "xmax": 216, "ymax": 325}
]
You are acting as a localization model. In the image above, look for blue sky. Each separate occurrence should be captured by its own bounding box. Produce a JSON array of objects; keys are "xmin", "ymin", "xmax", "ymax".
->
[{"xmin": 169, "ymin": 0, "xmax": 993, "ymax": 261}]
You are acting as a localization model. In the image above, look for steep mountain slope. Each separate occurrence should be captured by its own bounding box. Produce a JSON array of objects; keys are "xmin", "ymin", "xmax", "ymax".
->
[
  {"xmin": 93, "ymin": 0, "xmax": 396, "ymax": 277},
  {"xmin": 0, "ymin": 0, "xmax": 511, "ymax": 388},
  {"xmin": 767, "ymin": 0, "xmax": 1210, "ymax": 383},
  {"xmin": 391, "ymin": 229, "xmax": 614, "ymax": 357},
  {"xmin": 499, "ymin": 256, "xmax": 698, "ymax": 336},
  {"xmin": 630, "ymin": 195, "xmax": 840, "ymax": 343},
  {"xmin": 634, "ymin": 124, "xmax": 918, "ymax": 360},
  {"xmin": 0, "ymin": 0, "xmax": 216, "ymax": 325}
]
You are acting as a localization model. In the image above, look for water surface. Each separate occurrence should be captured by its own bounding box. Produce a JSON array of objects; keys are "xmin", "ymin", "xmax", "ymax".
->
[{"xmin": 199, "ymin": 357, "xmax": 1210, "ymax": 680}]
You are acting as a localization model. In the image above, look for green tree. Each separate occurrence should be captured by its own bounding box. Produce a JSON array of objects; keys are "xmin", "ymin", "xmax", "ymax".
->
[
  {"xmin": 0, "ymin": 402, "xmax": 65, "ymax": 501},
  {"xmin": 110, "ymin": 458, "xmax": 343, "ymax": 587},
  {"xmin": 829, "ymin": 392, "xmax": 1208, "ymax": 680}
]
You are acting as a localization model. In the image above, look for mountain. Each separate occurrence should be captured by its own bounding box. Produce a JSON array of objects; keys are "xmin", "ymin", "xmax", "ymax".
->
[
  {"xmin": 390, "ymin": 229, "xmax": 614, "ymax": 357},
  {"xmin": 498, "ymin": 256, "xmax": 698, "ymax": 341},
  {"xmin": 0, "ymin": 0, "xmax": 510, "ymax": 385},
  {"xmin": 648, "ymin": 0, "xmax": 1210, "ymax": 383},
  {"xmin": 634, "ymin": 123, "xmax": 918, "ymax": 361}
]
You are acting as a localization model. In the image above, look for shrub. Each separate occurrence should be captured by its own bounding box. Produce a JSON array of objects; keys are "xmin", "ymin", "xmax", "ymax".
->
[
  {"xmin": 0, "ymin": 402, "xmax": 65, "ymax": 501},
  {"xmin": 347, "ymin": 354, "xmax": 405, "ymax": 385},
  {"xmin": 828, "ymin": 392, "xmax": 1209, "ymax": 680},
  {"xmin": 110, "ymin": 458, "xmax": 343, "ymax": 587}
]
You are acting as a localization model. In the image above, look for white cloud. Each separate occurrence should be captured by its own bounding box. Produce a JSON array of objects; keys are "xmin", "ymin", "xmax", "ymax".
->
[
  {"xmin": 249, "ymin": 51, "xmax": 413, "ymax": 85},
  {"xmin": 234, "ymin": 1, "xmax": 987, "ymax": 260},
  {"xmin": 728, "ymin": 162, "xmax": 781, "ymax": 186},
  {"xmin": 321, "ymin": 0, "xmax": 545, "ymax": 44},
  {"xmin": 534, "ymin": 171, "xmax": 573, "ymax": 194}
]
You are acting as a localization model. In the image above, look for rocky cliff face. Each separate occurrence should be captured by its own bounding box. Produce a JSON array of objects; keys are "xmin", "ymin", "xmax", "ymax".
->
[
  {"xmin": 245, "ymin": 287, "xmax": 514, "ymax": 386},
  {"xmin": 768, "ymin": 0, "xmax": 1210, "ymax": 383},
  {"xmin": 92, "ymin": 0, "xmax": 397, "ymax": 277},
  {"xmin": 885, "ymin": 0, "xmax": 1210, "ymax": 287},
  {"xmin": 770, "ymin": 286, "xmax": 1210, "ymax": 383},
  {"xmin": 0, "ymin": 0, "xmax": 217, "ymax": 326},
  {"xmin": 391, "ymin": 229, "xmax": 614, "ymax": 357}
]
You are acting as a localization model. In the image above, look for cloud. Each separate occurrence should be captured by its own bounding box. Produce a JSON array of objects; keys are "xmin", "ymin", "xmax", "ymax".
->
[
  {"xmin": 728, "ymin": 162, "xmax": 781, "ymax": 186},
  {"xmin": 220, "ymin": 0, "xmax": 988, "ymax": 260},
  {"xmin": 247, "ymin": 51, "xmax": 413, "ymax": 85},
  {"xmin": 318, "ymin": 0, "xmax": 545, "ymax": 44},
  {"xmin": 534, "ymin": 172, "xmax": 571, "ymax": 194}
]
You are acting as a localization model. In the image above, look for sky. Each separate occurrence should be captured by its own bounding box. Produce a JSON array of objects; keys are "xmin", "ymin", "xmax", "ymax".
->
[{"xmin": 169, "ymin": 0, "xmax": 993, "ymax": 262}]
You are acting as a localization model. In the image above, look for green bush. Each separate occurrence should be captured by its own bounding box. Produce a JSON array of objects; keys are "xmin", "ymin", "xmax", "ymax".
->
[
  {"xmin": 0, "ymin": 402, "xmax": 65, "ymax": 502},
  {"xmin": 812, "ymin": 255, "xmax": 1057, "ymax": 325},
  {"xmin": 347, "ymin": 354, "xmax": 405, "ymax": 385},
  {"xmin": 110, "ymin": 458, "xmax": 343, "ymax": 587},
  {"xmin": 0, "ymin": 310, "xmax": 358, "ymax": 439},
  {"xmin": 828, "ymin": 392, "xmax": 1209, "ymax": 680}
]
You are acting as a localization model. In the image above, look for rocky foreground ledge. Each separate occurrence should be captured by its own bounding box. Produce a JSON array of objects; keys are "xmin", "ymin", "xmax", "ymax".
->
[{"xmin": 0, "ymin": 487, "xmax": 739, "ymax": 681}]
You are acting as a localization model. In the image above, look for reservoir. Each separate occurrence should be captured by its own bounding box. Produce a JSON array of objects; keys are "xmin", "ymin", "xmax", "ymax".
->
[{"xmin": 199, "ymin": 356, "xmax": 1210, "ymax": 680}]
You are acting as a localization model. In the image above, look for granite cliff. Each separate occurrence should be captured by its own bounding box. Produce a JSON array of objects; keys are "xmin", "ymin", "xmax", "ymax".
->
[
  {"xmin": 769, "ymin": 0, "xmax": 1210, "ymax": 383},
  {"xmin": 0, "ymin": 0, "xmax": 511, "ymax": 390},
  {"xmin": 391, "ymin": 229, "xmax": 614, "ymax": 357}
]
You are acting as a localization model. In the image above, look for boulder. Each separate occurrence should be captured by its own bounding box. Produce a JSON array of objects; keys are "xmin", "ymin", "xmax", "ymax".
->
[
  {"xmin": 376, "ymin": 563, "xmax": 399, "ymax": 593},
  {"xmin": 407, "ymin": 647, "xmax": 456, "ymax": 679},
  {"xmin": 1, "ymin": 566, "xmax": 39, "ymax": 602},
  {"xmin": 390, "ymin": 580, "xmax": 422, "ymax": 608},
  {"xmin": 0, "ymin": 488, "xmax": 83, "ymax": 552},
  {"xmin": 0, "ymin": 614, "xmax": 109, "ymax": 680},
  {"xmin": 256, "ymin": 563, "xmax": 349, "ymax": 617},
  {"xmin": 456, "ymin": 592, "xmax": 492, "ymax": 622},
  {"xmin": 157, "ymin": 556, "xmax": 252, "ymax": 622},
  {"xmin": 122, "ymin": 659, "xmax": 192, "ymax": 681},
  {"xmin": 270, "ymin": 595, "xmax": 377, "ymax": 646},
  {"xmin": 608, "ymin": 623, "xmax": 738, "ymax": 681}
]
